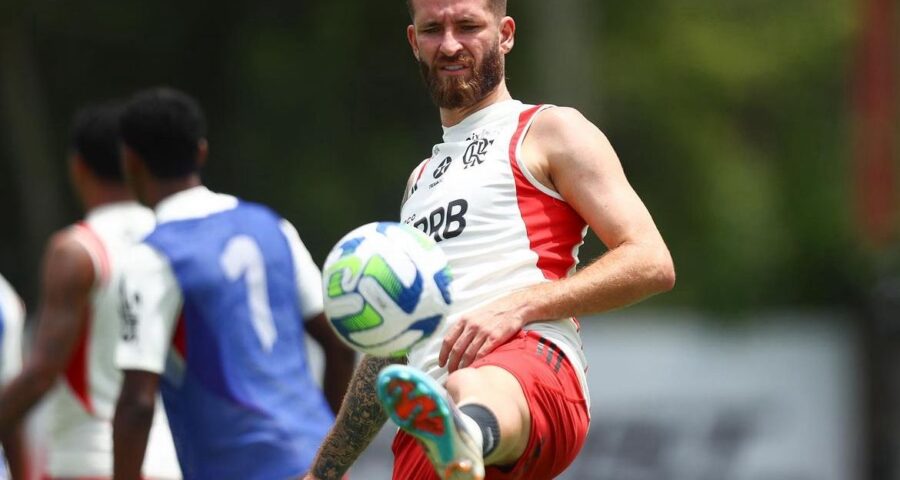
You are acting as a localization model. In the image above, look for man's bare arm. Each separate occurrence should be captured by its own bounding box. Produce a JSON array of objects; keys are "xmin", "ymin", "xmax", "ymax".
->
[
  {"xmin": 515, "ymin": 106, "xmax": 675, "ymax": 317},
  {"xmin": 113, "ymin": 370, "xmax": 159, "ymax": 480},
  {"xmin": 307, "ymin": 354, "xmax": 400, "ymax": 479},
  {"xmin": 441, "ymin": 107, "xmax": 676, "ymax": 370},
  {"xmin": 0, "ymin": 232, "xmax": 94, "ymax": 434}
]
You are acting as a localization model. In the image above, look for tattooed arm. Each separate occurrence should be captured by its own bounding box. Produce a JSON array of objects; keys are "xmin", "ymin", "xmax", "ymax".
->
[{"xmin": 306, "ymin": 354, "xmax": 400, "ymax": 479}]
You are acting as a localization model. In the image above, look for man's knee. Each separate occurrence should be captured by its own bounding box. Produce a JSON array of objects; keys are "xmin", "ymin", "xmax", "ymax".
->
[
  {"xmin": 446, "ymin": 366, "xmax": 528, "ymax": 421},
  {"xmin": 445, "ymin": 367, "xmax": 481, "ymax": 401},
  {"xmin": 446, "ymin": 366, "xmax": 533, "ymax": 464}
]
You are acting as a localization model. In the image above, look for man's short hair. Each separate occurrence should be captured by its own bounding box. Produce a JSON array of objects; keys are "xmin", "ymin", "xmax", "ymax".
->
[
  {"xmin": 70, "ymin": 103, "xmax": 124, "ymax": 181},
  {"xmin": 119, "ymin": 87, "xmax": 207, "ymax": 180},
  {"xmin": 406, "ymin": 0, "xmax": 506, "ymax": 20}
]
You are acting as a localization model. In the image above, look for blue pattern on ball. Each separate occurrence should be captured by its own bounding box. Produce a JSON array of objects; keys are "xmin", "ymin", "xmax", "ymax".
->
[
  {"xmin": 394, "ymin": 270, "xmax": 424, "ymax": 314},
  {"xmin": 433, "ymin": 268, "xmax": 453, "ymax": 305},
  {"xmin": 407, "ymin": 315, "xmax": 442, "ymax": 337},
  {"xmin": 338, "ymin": 237, "xmax": 364, "ymax": 257},
  {"xmin": 375, "ymin": 222, "xmax": 397, "ymax": 235}
]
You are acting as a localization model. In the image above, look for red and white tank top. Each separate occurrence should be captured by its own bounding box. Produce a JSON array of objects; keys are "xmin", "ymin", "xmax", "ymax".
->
[
  {"xmin": 401, "ymin": 100, "xmax": 590, "ymax": 406},
  {"xmin": 44, "ymin": 202, "xmax": 180, "ymax": 478}
]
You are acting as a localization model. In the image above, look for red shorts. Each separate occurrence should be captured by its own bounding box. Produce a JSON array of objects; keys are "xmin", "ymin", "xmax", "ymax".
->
[
  {"xmin": 42, "ymin": 477, "xmax": 113, "ymax": 480},
  {"xmin": 392, "ymin": 331, "xmax": 590, "ymax": 480},
  {"xmin": 42, "ymin": 476, "xmax": 148, "ymax": 480},
  {"xmin": 43, "ymin": 477, "xmax": 144, "ymax": 480}
]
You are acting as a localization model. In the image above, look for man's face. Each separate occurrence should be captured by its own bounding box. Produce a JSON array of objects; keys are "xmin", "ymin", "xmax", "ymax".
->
[{"xmin": 407, "ymin": 0, "xmax": 510, "ymax": 109}]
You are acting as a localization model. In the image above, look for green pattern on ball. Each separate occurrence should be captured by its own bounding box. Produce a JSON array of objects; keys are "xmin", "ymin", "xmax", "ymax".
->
[
  {"xmin": 325, "ymin": 255, "xmax": 362, "ymax": 298},
  {"xmin": 324, "ymin": 252, "xmax": 413, "ymax": 334},
  {"xmin": 362, "ymin": 254, "xmax": 404, "ymax": 302},
  {"xmin": 334, "ymin": 303, "xmax": 383, "ymax": 332}
]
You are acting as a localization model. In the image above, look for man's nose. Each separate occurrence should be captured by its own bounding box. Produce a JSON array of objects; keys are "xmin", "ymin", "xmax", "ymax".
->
[{"xmin": 439, "ymin": 30, "xmax": 463, "ymax": 57}]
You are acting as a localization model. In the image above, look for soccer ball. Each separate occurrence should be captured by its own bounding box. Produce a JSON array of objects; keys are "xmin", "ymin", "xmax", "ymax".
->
[{"xmin": 322, "ymin": 222, "xmax": 453, "ymax": 358}]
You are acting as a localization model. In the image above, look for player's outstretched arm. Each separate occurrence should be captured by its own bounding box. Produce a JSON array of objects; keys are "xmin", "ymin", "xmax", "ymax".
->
[
  {"xmin": 0, "ymin": 232, "xmax": 94, "ymax": 434},
  {"xmin": 305, "ymin": 312, "xmax": 356, "ymax": 414},
  {"xmin": 113, "ymin": 370, "xmax": 160, "ymax": 480},
  {"xmin": 441, "ymin": 107, "xmax": 676, "ymax": 371},
  {"xmin": 305, "ymin": 354, "xmax": 400, "ymax": 480}
]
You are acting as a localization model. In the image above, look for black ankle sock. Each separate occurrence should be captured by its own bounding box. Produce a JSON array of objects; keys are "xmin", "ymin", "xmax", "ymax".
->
[{"xmin": 460, "ymin": 403, "xmax": 501, "ymax": 457}]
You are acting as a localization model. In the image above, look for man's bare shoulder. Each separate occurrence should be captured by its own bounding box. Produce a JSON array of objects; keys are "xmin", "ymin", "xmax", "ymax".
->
[
  {"xmin": 46, "ymin": 228, "xmax": 91, "ymax": 260},
  {"xmin": 528, "ymin": 106, "xmax": 615, "ymax": 170},
  {"xmin": 535, "ymin": 106, "xmax": 595, "ymax": 132},
  {"xmin": 41, "ymin": 228, "xmax": 95, "ymax": 291}
]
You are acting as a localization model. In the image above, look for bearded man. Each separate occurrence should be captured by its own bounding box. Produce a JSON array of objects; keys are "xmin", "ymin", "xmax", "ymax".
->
[{"xmin": 305, "ymin": 1, "xmax": 675, "ymax": 479}]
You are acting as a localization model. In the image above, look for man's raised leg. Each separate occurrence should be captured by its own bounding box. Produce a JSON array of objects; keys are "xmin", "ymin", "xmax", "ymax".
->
[{"xmin": 445, "ymin": 366, "xmax": 531, "ymax": 467}]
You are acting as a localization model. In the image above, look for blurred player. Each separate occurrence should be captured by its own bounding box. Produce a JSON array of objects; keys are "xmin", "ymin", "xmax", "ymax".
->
[
  {"xmin": 0, "ymin": 104, "xmax": 181, "ymax": 479},
  {"xmin": 304, "ymin": 1, "xmax": 675, "ymax": 479},
  {"xmin": 112, "ymin": 87, "xmax": 355, "ymax": 480},
  {"xmin": 0, "ymin": 274, "xmax": 27, "ymax": 480}
]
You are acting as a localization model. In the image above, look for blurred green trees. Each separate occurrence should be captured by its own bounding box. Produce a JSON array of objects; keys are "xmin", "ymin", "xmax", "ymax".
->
[
  {"xmin": 0, "ymin": 0, "xmax": 865, "ymax": 312},
  {"xmin": 593, "ymin": 0, "xmax": 860, "ymax": 310}
]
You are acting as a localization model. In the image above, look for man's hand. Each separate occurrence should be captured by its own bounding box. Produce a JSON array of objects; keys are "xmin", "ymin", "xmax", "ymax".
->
[{"xmin": 439, "ymin": 292, "xmax": 529, "ymax": 372}]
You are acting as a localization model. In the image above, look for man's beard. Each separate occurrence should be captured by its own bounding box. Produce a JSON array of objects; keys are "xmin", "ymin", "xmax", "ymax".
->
[{"xmin": 418, "ymin": 44, "xmax": 504, "ymax": 110}]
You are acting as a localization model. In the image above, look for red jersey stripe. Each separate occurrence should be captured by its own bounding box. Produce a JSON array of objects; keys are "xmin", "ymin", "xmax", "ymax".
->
[
  {"xmin": 64, "ymin": 304, "xmax": 94, "ymax": 414},
  {"xmin": 508, "ymin": 105, "xmax": 586, "ymax": 281},
  {"xmin": 73, "ymin": 223, "xmax": 111, "ymax": 285},
  {"xmin": 414, "ymin": 159, "xmax": 429, "ymax": 183},
  {"xmin": 173, "ymin": 311, "xmax": 187, "ymax": 358}
]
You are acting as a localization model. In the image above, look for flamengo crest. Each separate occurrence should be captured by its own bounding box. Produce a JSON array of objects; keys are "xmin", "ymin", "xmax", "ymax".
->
[{"xmin": 463, "ymin": 133, "xmax": 494, "ymax": 169}]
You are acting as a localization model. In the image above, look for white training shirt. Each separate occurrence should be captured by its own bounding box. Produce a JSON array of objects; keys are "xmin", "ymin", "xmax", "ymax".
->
[
  {"xmin": 43, "ymin": 202, "xmax": 181, "ymax": 479},
  {"xmin": 0, "ymin": 274, "xmax": 23, "ymax": 389},
  {"xmin": 115, "ymin": 186, "xmax": 324, "ymax": 376},
  {"xmin": 401, "ymin": 100, "xmax": 591, "ymax": 407},
  {"xmin": 0, "ymin": 274, "xmax": 23, "ymax": 480}
]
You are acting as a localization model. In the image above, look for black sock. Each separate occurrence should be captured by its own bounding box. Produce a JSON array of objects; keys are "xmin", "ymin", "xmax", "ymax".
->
[{"xmin": 460, "ymin": 403, "xmax": 501, "ymax": 457}]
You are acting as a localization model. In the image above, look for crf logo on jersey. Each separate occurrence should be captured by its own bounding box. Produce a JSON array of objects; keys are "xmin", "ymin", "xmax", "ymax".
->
[
  {"xmin": 410, "ymin": 199, "xmax": 468, "ymax": 243},
  {"xmin": 463, "ymin": 134, "xmax": 494, "ymax": 169}
]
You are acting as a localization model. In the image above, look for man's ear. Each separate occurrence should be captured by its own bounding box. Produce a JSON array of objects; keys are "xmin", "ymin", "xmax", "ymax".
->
[
  {"xmin": 499, "ymin": 16, "xmax": 515, "ymax": 54},
  {"xmin": 196, "ymin": 139, "xmax": 209, "ymax": 169},
  {"xmin": 69, "ymin": 153, "xmax": 87, "ymax": 182},
  {"xmin": 407, "ymin": 24, "xmax": 420, "ymax": 60}
]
